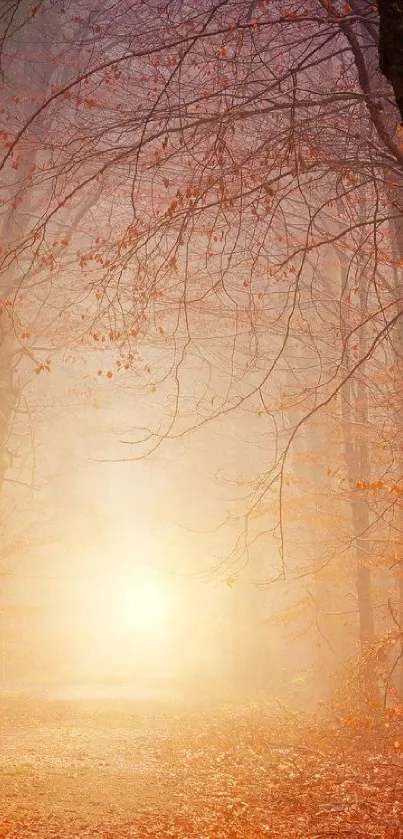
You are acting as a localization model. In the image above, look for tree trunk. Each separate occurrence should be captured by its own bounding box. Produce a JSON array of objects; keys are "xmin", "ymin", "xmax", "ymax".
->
[
  {"xmin": 377, "ymin": 0, "xmax": 403, "ymax": 123},
  {"xmin": 341, "ymin": 378, "xmax": 375, "ymax": 646},
  {"xmin": 388, "ymin": 221, "xmax": 403, "ymax": 699},
  {"xmin": 337, "ymin": 245, "xmax": 375, "ymax": 649},
  {"xmin": 0, "ymin": 315, "xmax": 16, "ymax": 491}
]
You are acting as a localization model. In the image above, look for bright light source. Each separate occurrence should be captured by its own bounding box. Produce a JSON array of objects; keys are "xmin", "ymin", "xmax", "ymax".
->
[{"xmin": 121, "ymin": 577, "xmax": 173, "ymax": 635}]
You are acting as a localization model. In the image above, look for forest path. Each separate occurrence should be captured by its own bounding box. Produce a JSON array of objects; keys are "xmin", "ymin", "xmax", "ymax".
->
[{"xmin": 0, "ymin": 696, "xmax": 402, "ymax": 838}]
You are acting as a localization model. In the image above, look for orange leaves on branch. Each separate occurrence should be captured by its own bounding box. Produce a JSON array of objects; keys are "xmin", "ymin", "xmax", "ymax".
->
[
  {"xmin": 128, "ymin": 225, "xmax": 138, "ymax": 241},
  {"xmin": 11, "ymin": 154, "xmax": 23, "ymax": 171},
  {"xmin": 321, "ymin": 0, "xmax": 336, "ymax": 12},
  {"xmin": 356, "ymin": 480, "xmax": 385, "ymax": 491},
  {"xmin": 91, "ymin": 330, "xmax": 124, "ymax": 343},
  {"xmin": 356, "ymin": 480, "xmax": 403, "ymax": 495},
  {"xmin": 34, "ymin": 360, "xmax": 51, "ymax": 375},
  {"xmin": 0, "ymin": 298, "xmax": 13, "ymax": 312},
  {"xmin": 82, "ymin": 98, "xmax": 97, "ymax": 109}
]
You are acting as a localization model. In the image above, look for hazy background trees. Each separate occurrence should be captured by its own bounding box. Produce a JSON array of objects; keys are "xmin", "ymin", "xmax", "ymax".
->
[{"xmin": 1, "ymin": 0, "xmax": 403, "ymax": 704}]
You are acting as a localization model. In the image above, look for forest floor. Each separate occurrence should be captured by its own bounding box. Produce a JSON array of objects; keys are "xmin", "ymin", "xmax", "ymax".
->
[{"xmin": 1, "ymin": 694, "xmax": 403, "ymax": 838}]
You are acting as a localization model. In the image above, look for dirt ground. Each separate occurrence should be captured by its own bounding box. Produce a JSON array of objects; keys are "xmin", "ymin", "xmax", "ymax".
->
[{"xmin": 1, "ymin": 695, "xmax": 403, "ymax": 838}]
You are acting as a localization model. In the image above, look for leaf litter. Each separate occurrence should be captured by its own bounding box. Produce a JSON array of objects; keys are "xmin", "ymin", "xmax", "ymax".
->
[{"xmin": 0, "ymin": 698, "xmax": 403, "ymax": 838}]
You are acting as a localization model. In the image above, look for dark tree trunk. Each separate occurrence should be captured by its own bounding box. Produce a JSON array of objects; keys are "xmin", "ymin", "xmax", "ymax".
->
[{"xmin": 378, "ymin": 0, "xmax": 403, "ymax": 122}]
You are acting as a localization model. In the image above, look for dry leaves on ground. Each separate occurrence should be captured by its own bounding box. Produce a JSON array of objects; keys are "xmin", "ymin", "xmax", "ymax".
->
[{"xmin": 0, "ymin": 698, "xmax": 403, "ymax": 838}]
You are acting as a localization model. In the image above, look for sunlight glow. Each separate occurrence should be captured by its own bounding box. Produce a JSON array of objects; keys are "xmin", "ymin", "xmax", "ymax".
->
[{"xmin": 121, "ymin": 577, "xmax": 173, "ymax": 634}]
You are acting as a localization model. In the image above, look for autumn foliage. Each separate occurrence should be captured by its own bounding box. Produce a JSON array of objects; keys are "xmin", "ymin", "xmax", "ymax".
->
[{"xmin": 1, "ymin": 0, "xmax": 403, "ymax": 739}]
